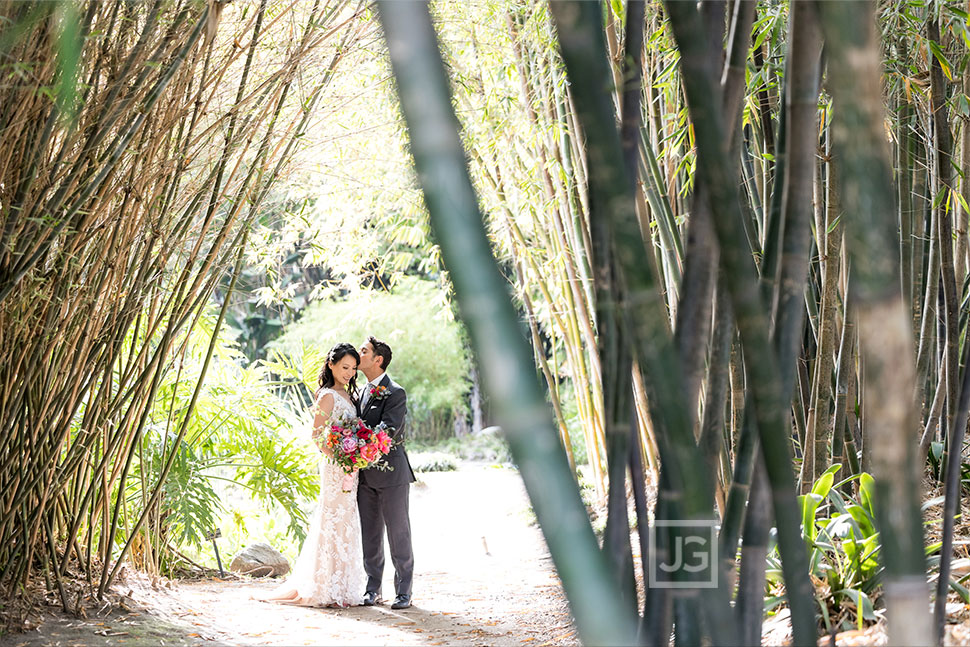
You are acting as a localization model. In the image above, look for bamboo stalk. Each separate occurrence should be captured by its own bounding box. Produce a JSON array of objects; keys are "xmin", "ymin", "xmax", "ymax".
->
[
  {"xmin": 663, "ymin": 2, "xmax": 817, "ymax": 643},
  {"xmin": 927, "ymin": 15, "xmax": 960, "ymax": 477},
  {"xmin": 377, "ymin": 4, "xmax": 637, "ymax": 643},
  {"xmin": 802, "ymin": 131, "xmax": 842, "ymax": 490},
  {"xmin": 551, "ymin": 3, "xmax": 738, "ymax": 642},
  {"xmin": 818, "ymin": 2, "xmax": 932, "ymax": 644}
]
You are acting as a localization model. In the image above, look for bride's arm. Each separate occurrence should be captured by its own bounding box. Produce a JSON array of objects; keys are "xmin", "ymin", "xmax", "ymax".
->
[{"xmin": 311, "ymin": 392, "xmax": 336, "ymax": 457}]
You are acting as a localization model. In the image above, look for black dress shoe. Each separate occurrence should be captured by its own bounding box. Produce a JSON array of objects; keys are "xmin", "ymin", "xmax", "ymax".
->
[
  {"xmin": 391, "ymin": 594, "xmax": 411, "ymax": 610},
  {"xmin": 362, "ymin": 591, "xmax": 379, "ymax": 606}
]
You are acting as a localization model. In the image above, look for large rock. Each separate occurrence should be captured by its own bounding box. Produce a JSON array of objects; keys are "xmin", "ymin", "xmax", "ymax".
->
[{"xmin": 229, "ymin": 542, "xmax": 290, "ymax": 578}]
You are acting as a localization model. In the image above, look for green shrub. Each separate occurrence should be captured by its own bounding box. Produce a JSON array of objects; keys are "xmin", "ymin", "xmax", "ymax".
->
[
  {"xmin": 411, "ymin": 431, "xmax": 512, "ymax": 464},
  {"xmin": 132, "ymin": 310, "xmax": 321, "ymax": 574},
  {"xmin": 410, "ymin": 451, "xmax": 459, "ymax": 472}
]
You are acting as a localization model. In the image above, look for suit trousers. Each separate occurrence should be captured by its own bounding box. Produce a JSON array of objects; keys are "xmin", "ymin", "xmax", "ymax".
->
[{"xmin": 358, "ymin": 480, "xmax": 413, "ymax": 597}]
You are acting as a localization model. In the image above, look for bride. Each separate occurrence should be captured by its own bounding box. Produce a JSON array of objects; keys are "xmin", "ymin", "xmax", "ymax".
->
[{"xmin": 256, "ymin": 342, "xmax": 366, "ymax": 607}]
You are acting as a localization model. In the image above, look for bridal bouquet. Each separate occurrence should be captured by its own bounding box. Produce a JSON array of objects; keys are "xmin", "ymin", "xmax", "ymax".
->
[{"xmin": 312, "ymin": 412, "xmax": 393, "ymax": 490}]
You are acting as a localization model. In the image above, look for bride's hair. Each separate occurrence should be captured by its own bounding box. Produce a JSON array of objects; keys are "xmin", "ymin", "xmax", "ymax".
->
[{"xmin": 317, "ymin": 342, "xmax": 360, "ymax": 400}]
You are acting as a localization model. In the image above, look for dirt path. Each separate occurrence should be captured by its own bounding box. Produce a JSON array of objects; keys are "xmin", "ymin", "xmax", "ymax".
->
[{"xmin": 2, "ymin": 463, "xmax": 578, "ymax": 647}]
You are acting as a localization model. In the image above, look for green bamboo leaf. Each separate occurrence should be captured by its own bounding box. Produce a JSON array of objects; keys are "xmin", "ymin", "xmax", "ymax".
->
[
  {"xmin": 826, "ymin": 215, "xmax": 842, "ymax": 235},
  {"xmin": 954, "ymin": 187, "xmax": 970, "ymax": 217},
  {"xmin": 946, "ymin": 5, "xmax": 970, "ymax": 19},
  {"xmin": 832, "ymin": 472, "xmax": 865, "ymax": 490},
  {"xmin": 953, "ymin": 94, "xmax": 970, "ymax": 119},
  {"xmin": 858, "ymin": 472, "xmax": 876, "ymax": 518},
  {"xmin": 608, "ymin": 0, "xmax": 624, "ymax": 22},
  {"xmin": 927, "ymin": 39, "xmax": 953, "ymax": 80}
]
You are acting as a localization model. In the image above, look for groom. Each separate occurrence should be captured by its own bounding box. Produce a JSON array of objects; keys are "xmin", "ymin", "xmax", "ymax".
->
[{"xmin": 357, "ymin": 336, "xmax": 416, "ymax": 610}]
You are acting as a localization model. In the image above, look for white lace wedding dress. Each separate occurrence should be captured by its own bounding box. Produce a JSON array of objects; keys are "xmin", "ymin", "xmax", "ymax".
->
[{"xmin": 256, "ymin": 388, "xmax": 365, "ymax": 607}]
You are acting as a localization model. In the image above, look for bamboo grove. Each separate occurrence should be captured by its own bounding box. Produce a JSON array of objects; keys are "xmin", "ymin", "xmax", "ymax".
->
[
  {"xmin": 0, "ymin": 0, "xmax": 372, "ymax": 610},
  {"xmin": 383, "ymin": 0, "xmax": 970, "ymax": 645},
  {"xmin": 5, "ymin": 0, "xmax": 970, "ymax": 645}
]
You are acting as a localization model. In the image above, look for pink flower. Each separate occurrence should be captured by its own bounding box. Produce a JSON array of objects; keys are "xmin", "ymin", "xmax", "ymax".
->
[
  {"xmin": 369, "ymin": 385, "xmax": 390, "ymax": 400},
  {"xmin": 341, "ymin": 436, "xmax": 358, "ymax": 454},
  {"xmin": 360, "ymin": 444, "xmax": 379, "ymax": 463},
  {"xmin": 375, "ymin": 431, "xmax": 391, "ymax": 452}
]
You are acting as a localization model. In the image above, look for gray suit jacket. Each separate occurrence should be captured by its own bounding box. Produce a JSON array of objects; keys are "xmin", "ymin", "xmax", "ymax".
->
[{"xmin": 358, "ymin": 374, "xmax": 415, "ymax": 488}]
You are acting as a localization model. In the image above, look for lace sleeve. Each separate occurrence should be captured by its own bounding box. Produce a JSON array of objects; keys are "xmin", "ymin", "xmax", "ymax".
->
[
  {"xmin": 312, "ymin": 389, "xmax": 336, "ymax": 416},
  {"xmin": 311, "ymin": 390, "xmax": 336, "ymax": 456}
]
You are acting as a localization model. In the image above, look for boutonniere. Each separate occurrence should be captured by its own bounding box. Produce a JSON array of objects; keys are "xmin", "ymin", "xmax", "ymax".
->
[{"xmin": 368, "ymin": 385, "xmax": 390, "ymax": 402}]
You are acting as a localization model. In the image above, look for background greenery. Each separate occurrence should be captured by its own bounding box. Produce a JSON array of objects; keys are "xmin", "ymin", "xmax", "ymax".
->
[{"xmin": 270, "ymin": 276, "xmax": 472, "ymax": 441}]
